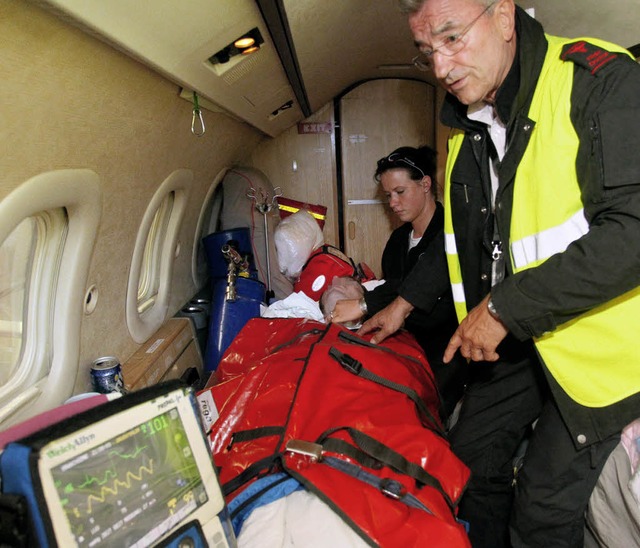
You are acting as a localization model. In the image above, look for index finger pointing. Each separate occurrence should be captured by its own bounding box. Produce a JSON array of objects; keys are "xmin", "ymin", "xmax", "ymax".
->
[{"xmin": 443, "ymin": 333, "xmax": 462, "ymax": 364}]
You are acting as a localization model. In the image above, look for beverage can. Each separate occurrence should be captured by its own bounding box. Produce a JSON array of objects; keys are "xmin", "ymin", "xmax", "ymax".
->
[{"xmin": 91, "ymin": 356, "xmax": 126, "ymax": 394}]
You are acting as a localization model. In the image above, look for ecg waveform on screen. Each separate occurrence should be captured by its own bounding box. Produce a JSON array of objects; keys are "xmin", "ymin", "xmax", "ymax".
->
[
  {"xmin": 76, "ymin": 447, "xmax": 147, "ymax": 489},
  {"xmin": 57, "ymin": 446, "xmax": 155, "ymax": 518}
]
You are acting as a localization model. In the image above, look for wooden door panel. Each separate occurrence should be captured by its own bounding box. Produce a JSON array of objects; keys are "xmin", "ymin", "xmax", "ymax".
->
[
  {"xmin": 340, "ymin": 79, "xmax": 434, "ymax": 278},
  {"xmin": 344, "ymin": 203, "xmax": 397, "ymax": 276}
]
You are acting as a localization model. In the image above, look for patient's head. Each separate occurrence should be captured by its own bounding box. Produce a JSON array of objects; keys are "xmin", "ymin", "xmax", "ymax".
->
[
  {"xmin": 274, "ymin": 210, "xmax": 324, "ymax": 280},
  {"xmin": 320, "ymin": 276, "xmax": 364, "ymax": 316}
]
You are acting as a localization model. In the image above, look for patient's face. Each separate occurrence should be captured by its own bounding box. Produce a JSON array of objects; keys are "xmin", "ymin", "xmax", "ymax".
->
[{"xmin": 380, "ymin": 168, "xmax": 430, "ymax": 224}]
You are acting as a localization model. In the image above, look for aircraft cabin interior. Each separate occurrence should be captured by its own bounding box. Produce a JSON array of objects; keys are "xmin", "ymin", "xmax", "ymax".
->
[{"xmin": 1, "ymin": 0, "xmax": 639, "ymax": 546}]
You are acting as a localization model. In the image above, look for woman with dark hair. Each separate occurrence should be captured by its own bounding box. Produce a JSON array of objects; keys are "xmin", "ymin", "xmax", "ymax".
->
[{"xmin": 326, "ymin": 145, "xmax": 466, "ymax": 419}]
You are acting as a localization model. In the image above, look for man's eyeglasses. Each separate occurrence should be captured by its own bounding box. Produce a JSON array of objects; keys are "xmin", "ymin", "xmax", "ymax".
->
[
  {"xmin": 412, "ymin": 1, "xmax": 496, "ymax": 71},
  {"xmin": 376, "ymin": 153, "xmax": 426, "ymax": 179}
]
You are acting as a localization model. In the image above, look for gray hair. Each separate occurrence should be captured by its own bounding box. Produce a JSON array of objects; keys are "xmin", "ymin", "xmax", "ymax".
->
[
  {"xmin": 397, "ymin": 0, "xmax": 426, "ymax": 14},
  {"xmin": 398, "ymin": 0, "xmax": 493, "ymax": 15}
]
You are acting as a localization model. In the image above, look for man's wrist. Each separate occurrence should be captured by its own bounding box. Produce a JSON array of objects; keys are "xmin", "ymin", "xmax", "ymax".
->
[{"xmin": 487, "ymin": 297, "xmax": 501, "ymax": 320}]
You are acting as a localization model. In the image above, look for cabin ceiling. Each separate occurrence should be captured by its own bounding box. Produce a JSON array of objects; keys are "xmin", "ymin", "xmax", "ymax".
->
[
  {"xmin": 283, "ymin": 0, "xmax": 432, "ymax": 113},
  {"xmin": 287, "ymin": 0, "xmax": 640, "ymax": 114},
  {"xmin": 31, "ymin": 0, "xmax": 640, "ymax": 138}
]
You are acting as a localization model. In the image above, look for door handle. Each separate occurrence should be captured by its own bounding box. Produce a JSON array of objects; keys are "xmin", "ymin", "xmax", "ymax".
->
[{"xmin": 348, "ymin": 221, "xmax": 356, "ymax": 240}]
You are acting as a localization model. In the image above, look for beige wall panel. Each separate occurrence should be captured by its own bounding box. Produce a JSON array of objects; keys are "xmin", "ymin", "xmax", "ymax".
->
[
  {"xmin": 249, "ymin": 103, "xmax": 339, "ymax": 247},
  {"xmin": 340, "ymin": 79, "xmax": 435, "ymax": 277},
  {"xmin": 1, "ymin": 0, "xmax": 265, "ymax": 393}
]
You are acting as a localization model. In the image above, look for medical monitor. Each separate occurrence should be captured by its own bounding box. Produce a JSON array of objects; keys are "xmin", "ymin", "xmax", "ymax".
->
[{"xmin": 0, "ymin": 381, "xmax": 234, "ymax": 547}]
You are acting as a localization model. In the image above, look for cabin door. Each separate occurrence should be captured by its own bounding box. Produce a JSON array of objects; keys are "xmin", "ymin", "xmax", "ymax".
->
[{"xmin": 339, "ymin": 79, "xmax": 435, "ymax": 279}]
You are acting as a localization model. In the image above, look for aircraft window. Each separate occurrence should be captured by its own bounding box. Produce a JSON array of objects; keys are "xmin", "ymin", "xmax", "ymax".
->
[
  {"xmin": 0, "ymin": 219, "xmax": 34, "ymax": 383},
  {"xmin": 127, "ymin": 170, "xmax": 192, "ymax": 344},
  {"xmin": 137, "ymin": 191, "xmax": 175, "ymax": 313},
  {"xmin": 0, "ymin": 214, "xmax": 62, "ymax": 385},
  {"xmin": 0, "ymin": 170, "xmax": 101, "ymax": 427}
]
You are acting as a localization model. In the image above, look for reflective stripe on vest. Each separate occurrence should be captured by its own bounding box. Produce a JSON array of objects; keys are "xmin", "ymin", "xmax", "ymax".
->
[
  {"xmin": 444, "ymin": 132, "xmax": 468, "ymax": 323},
  {"xmin": 444, "ymin": 35, "xmax": 640, "ymax": 407},
  {"xmin": 511, "ymin": 209, "xmax": 588, "ymax": 269}
]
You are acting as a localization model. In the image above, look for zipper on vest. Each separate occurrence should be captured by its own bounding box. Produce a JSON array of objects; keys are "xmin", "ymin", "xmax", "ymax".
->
[{"xmin": 491, "ymin": 240, "xmax": 503, "ymax": 261}]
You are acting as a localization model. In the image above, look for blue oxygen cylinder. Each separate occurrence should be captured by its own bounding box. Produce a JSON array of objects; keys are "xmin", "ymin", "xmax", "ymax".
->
[{"xmin": 204, "ymin": 276, "xmax": 266, "ymax": 372}]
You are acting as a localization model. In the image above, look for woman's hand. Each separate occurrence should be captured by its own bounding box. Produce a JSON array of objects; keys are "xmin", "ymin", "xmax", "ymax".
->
[{"xmin": 357, "ymin": 296, "xmax": 414, "ymax": 344}]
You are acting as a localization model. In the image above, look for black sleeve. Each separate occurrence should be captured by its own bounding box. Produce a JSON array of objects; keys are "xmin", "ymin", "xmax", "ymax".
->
[
  {"xmin": 363, "ymin": 278, "xmax": 401, "ymax": 315},
  {"xmin": 400, "ymin": 229, "xmax": 455, "ymax": 329},
  {"xmin": 494, "ymin": 54, "xmax": 640, "ymax": 339},
  {"xmin": 399, "ymin": 232, "xmax": 451, "ymax": 313},
  {"xmin": 364, "ymin": 226, "xmax": 452, "ymax": 320},
  {"xmin": 364, "ymin": 209, "xmax": 453, "ymax": 325}
]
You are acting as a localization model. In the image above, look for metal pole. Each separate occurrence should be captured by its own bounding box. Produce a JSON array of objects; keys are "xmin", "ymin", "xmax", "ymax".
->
[{"xmin": 262, "ymin": 210, "xmax": 272, "ymax": 296}]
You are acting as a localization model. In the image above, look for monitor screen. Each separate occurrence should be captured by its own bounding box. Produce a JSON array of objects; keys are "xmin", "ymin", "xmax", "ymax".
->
[{"xmin": 37, "ymin": 385, "xmax": 230, "ymax": 547}]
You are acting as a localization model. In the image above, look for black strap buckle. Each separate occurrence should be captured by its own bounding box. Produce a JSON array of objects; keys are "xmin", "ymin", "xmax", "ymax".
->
[
  {"xmin": 379, "ymin": 478, "xmax": 407, "ymax": 500},
  {"xmin": 328, "ymin": 347, "xmax": 362, "ymax": 375}
]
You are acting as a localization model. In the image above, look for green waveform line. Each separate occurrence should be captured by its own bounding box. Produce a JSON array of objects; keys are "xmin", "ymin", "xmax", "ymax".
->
[
  {"xmin": 77, "ymin": 469, "xmax": 115, "ymax": 490},
  {"xmin": 109, "ymin": 446, "xmax": 148, "ymax": 461},
  {"xmin": 77, "ymin": 446, "xmax": 148, "ymax": 489}
]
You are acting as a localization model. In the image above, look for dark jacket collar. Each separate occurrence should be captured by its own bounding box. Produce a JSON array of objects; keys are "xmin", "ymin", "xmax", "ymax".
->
[
  {"xmin": 398, "ymin": 201, "xmax": 444, "ymax": 250},
  {"xmin": 440, "ymin": 5, "xmax": 548, "ymax": 130}
]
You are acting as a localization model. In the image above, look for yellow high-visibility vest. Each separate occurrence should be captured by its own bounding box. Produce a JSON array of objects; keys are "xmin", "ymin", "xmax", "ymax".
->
[{"xmin": 444, "ymin": 35, "xmax": 640, "ymax": 407}]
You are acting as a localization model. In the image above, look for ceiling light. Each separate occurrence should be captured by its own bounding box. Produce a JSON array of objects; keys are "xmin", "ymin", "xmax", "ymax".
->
[
  {"xmin": 235, "ymin": 37, "xmax": 255, "ymax": 49},
  {"xmin": 208, "ymin": 27, "xmax": 264, "ymax": 66}
]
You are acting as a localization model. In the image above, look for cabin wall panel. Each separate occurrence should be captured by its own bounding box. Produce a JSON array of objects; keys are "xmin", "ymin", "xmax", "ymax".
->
[
  {"xmin": 249, "ymin": 103, "xmax": 339, "ymax": 247},
  {"xmin": 1, "ymin": 0, "xmax": 265, "ymax": 394}
]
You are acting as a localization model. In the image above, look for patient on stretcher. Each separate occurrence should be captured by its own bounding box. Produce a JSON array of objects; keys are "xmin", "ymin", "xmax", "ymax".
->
[
  {"xmin": 200, "ymin": 317, "xmax": 471, "ymax": 547},
  {"xmin": 199, "ymin": 206, "xmax": 472, "ymax": 545}
]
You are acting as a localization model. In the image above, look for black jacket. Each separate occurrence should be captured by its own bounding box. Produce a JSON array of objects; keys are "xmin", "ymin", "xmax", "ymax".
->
[{"xmin": 364, "ymin": 202, "xmax": 458, "ymax": 366}]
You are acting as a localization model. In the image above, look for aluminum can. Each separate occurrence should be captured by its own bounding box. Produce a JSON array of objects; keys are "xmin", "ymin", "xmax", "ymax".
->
[{"xmin": 91, "ymin": 356, "xmax": 126, "ymax": 394}]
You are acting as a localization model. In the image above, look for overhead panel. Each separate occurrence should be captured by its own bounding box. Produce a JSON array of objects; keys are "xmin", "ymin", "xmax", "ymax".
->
[{"xmin": 32, "ymin": 0, "xmax": 302, "ymax": 137}]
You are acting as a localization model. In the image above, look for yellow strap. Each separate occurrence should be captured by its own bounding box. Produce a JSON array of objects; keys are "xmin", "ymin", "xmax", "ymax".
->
[{"xmin": 278, "ymin": 204, "xmax": 326, "ymax": 220}]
